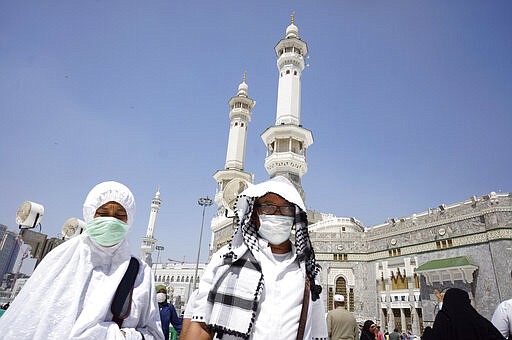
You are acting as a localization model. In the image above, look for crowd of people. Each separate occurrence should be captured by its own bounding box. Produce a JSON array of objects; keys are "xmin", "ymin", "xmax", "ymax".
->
[{"xmin": 0, "ymin": 178, "xmax": 510, "ymax": 340}]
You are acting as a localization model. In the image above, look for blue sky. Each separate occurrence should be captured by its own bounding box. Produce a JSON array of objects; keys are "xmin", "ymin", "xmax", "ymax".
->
[{"xmin": 1, "ymin": 1, "xmax": 511, "ymax": 273}]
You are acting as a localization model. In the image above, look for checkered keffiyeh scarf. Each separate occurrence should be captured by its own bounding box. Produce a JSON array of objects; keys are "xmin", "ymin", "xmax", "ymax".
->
[{"xmin": 206, "ymin": 195, "xmax": 321, "ymax": 338}]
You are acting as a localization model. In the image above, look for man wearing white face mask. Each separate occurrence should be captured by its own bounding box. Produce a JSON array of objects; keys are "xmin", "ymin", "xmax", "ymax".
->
[
  {"xmin": 0, "ymin": 181, "xmax": 164, "ymax": 340},
  {"xmin": 184, "ymin": 176, "xmax": 328, "ymax": 340}
]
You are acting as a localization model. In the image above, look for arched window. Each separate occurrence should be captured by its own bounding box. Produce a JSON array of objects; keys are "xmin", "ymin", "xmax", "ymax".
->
[
  {"xmin": 329, "ymin": 276, "xmax": 350, "ymax": 311},
  {"xmin": 286, "ymin": 70, "xmax": 290, "ymax": 75}
]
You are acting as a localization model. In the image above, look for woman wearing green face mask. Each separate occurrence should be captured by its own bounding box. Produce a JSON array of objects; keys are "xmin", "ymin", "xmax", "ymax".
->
[
  {"xmin": 0, "ymin": 181, "xmax": 165, "ymax": 340},
  {"xmin": 86, "ymin": 201, "xmax": 130, "ymax": 247}
]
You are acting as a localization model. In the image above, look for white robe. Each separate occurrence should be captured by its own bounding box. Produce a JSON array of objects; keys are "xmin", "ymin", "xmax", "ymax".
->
[
  {"xmin": 0, "ymin": 234, "xmax": 164, "ymax": 340},
  {"xmin": 192, "ymin": 239, "xmax": 328, "ymax": 340}
]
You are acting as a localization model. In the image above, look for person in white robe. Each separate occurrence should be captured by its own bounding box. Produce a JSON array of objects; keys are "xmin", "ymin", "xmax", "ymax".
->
[
  {"xmin": 0, "ymin": 181, "xmax": 164, "ymax": 340},
  {"xmin": 184, "ymin": 176, "xmax": 328, "ymax": 340}
]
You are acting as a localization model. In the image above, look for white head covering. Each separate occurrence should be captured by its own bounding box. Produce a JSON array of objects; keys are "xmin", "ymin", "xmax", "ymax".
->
[
  {"xmin": 83, "ymin": 181, "xmax": 136, "ymax": 226},
  {"xmin": 240, "ymin": 175, "xmax": 305, "ymax": 211}
]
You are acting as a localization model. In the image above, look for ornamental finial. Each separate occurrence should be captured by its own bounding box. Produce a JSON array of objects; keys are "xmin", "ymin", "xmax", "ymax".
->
[
  {"xmin": 291, "ymin": 12, "xmax": 295, "ymax": 24},
  {"xmin": 243, "ymin": 71, "xmax": 247, "ymax": 82}
]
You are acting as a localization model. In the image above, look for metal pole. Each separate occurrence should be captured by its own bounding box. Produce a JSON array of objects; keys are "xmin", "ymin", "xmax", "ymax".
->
[
  {"xmin": 154, "ymin": 245, "xmax": 164, "ymax": 280},
  {"xmin": 192, "ymin": 197, "xmax": 212, "ymax": 293}
]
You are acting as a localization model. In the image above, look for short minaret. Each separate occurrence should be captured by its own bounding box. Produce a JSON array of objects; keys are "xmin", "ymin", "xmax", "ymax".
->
[
  {"xmin": 224, "ymin": 72, "xmax": 255, "ymax": 171},
  {"xmin": 141, "ymin": 187, "xmax": 161, "ymax": 266},
  {"xmin": 261, "ymin": 13, "xmax": 313, "ymax": 200},
  {"xmin": 213, "ymin": 73, "xmax": 255, "ymax": 209},
  {"xmin": 211, "ymin": 74, "xmax": 255, "ymax": 254}
]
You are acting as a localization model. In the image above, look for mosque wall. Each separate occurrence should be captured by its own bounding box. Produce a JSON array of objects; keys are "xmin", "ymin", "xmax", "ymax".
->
[{"xmin": 308, "ymin": 193, "xmax": 512, "ymax": 330}]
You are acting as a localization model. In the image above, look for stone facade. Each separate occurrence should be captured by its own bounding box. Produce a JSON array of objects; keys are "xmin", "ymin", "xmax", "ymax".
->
[{"xmin": 310, "ymin": 192, "xmax": 512, "ymax": 333}]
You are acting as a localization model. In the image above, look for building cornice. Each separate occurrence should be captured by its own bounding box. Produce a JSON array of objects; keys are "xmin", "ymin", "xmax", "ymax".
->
[{"xmin": 315, "ymin": 227, "xmax": 512, "ymax": 263}]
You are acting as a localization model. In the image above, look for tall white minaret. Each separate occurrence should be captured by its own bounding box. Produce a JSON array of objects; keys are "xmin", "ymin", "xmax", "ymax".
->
[
  {"xmin": 211, "ymin": 74, "xmax": 255, "ymax": 253},
  {"xmin": 141, "ymin": 187, "xmax": 161, "ymax": 266},
  {"xmin": 261, "ymin": 13, "xmax": 313, "ymax": 200}
]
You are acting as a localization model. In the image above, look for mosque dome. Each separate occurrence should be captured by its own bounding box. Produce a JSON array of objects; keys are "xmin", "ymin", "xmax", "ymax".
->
[
  {"xmin": 237, "ymin": 74, "xmax": 248, "ymax": 96},
  {"xmin": 285, "ymin": 23, "xmax": 298, "ymax": 38}
]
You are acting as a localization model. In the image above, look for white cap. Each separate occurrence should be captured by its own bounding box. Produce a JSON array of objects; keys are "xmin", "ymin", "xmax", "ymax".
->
[
  {"xmin": 334, "ymin": 294, "xmax": 344, "ymax": 302},
  {"xmin": 83, "ymin": 181, "xmax": 136, "ymax": 226}
]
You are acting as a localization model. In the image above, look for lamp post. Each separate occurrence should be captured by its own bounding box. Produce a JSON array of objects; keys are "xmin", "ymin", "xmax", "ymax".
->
[
  {"xmin": 155, "ymin": 245, "xmax": 164, "ymax": 264},
  {"xmin": 192, "ymin": 196, "xmax": 213, "ymax": 293},
  {"xmin": 153, "ymin": 245, "xmax": 164, "ymax": 279}
]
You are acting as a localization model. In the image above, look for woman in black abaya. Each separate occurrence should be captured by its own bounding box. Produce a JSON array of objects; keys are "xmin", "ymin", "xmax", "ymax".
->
[
  {"xmin": 421, "ymin": 288, "xmax": 504, "ymax": 340},
  {"xmin": 360, "ymin": 320, "xmax": 377, "ymax": 340}
]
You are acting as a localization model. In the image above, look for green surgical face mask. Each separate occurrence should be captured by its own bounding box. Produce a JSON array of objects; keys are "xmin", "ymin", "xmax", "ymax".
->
[{"xmin": 86, "ymin": 216, "xmax": 129, "ymax": 247}]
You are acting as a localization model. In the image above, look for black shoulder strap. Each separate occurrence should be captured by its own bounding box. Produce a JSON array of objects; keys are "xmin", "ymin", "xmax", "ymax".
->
[{"xmin": 111, "ymin": 256, "xmax": 140, "ymax": 328}]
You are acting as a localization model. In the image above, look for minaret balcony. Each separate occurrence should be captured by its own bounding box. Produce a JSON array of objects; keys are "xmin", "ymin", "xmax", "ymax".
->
[
  {"xmin": 264, "ymin": 151, "xmax": 308, "ymax": 177},
  {"xmin": 275, "ymin": 37, "xmax": 308, "ymax": 58},
  {"xmin": 277, "ymin": 53, "xmax": 305, "ymax": 70},
  {"xmin": 229, "ymin": 109, "xmax": 251, "ymax": 121},
  {"xmin": 261, "ymin": 125, "xmax": 313, "ymax": 147}
]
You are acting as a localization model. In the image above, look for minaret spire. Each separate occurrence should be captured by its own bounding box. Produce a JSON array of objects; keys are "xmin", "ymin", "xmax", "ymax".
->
[
  {"xmin": 261, "ymin": 14, "xmax": 313, "ymax": 200},
  {"xmin": 141, "ymin": 187, "xmax": 162, "ymax": 266}
]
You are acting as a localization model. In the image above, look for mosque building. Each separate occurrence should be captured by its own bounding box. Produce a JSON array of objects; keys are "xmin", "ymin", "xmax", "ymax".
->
[
  {"xmin": 151, "ymin": 15, "xmax": 512, "ymax": 332},
  {"xmin": 206, "ymin": 15, "xmax": 512, "ymax": 334}
]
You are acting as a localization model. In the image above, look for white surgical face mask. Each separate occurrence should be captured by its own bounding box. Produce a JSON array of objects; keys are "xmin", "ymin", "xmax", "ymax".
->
[
  {"xmin": 257, "ymin": 214, "xmax": 294, "ymax": 245},
  {"xmin": 156, "ymin": 292, "xmax": 166, "ymax": 304}
]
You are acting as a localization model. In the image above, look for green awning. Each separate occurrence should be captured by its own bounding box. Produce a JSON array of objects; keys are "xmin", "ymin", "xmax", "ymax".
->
[
  {"xmin": 415, "ymin": 256, "xmax": 475, "ymax": 272},
  {"xmin": 415, "ymin": 256, "xmax": 478, "ymax": 285}
]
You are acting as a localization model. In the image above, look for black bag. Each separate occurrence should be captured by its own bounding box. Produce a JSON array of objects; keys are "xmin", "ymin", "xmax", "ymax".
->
[{"xmin": 111, "ymin": 257, "xmax": 140, "ymax": 328}]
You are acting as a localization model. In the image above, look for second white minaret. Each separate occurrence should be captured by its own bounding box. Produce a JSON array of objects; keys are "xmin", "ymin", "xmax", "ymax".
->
[
  {"xmin": 141, "ymin": 187, "xmax": 161, "ymax": 266},
  {"xmin": 225, "ymin": 73, "xmax": 256, "ymax": 170},
  {"xmin": 211, "ymin": 74, "xmax": 255, "ymax": 255}
]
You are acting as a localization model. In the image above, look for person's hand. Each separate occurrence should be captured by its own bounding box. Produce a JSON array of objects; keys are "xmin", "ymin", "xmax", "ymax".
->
[{"xmin": 434, "ymin": 289, "xmax": 444, "ymax": 302}]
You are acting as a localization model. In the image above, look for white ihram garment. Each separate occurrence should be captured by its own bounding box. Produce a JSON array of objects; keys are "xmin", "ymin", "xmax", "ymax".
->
[
  {"xmin": 252, "ymin": 238, "xmax": 304, "ymax": 340},
  {"xmin": 0, "ymin": 234, "xmax": 163, "ymax": 340},
  {"xmin": 192, "ymin": 238, "xmax": 327, "ymax": 340},
  {"xmin": 492, "ymin": 298, "xmax": 512, "ymax": 339}
]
